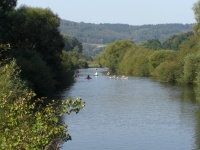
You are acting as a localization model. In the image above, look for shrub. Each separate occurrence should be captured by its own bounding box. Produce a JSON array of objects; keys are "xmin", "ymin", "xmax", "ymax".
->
[
  {"xmin": 183, "ymin": 53, "xmax": 200, "ymax": 84},
  {"xmin": 149, "ymin": 50, "xmax": 176, "ymax": 72},
  {"xmin": 0, "ymin": 60, "xmax": 85, "ymax": 149},
  {"xmin": 0, "ymin": 60, "xmax": 28, "ymax": 100},
  {"xmin": 0, "ymin": 92, "xmax": 85, "ymax": 149},
  {"xmin": 154, "ymin": 61, "xmax": 179, "ymax": 82}
]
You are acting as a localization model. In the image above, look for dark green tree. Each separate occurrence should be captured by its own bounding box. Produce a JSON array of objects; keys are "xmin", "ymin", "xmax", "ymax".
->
[
  {"xmin": 142, "ymin": 39, "xmax": 162, "ymax": 50},
  {"xmin": 63, "ymin": 34, "xmax": 83, "ymax": 53},
  {"xmin": 2, "ymin": 6, "xmax": 72, "ymax": 95},
  {"xmin": 0, "ymin": 0, "xmax": 17, "ymax": 45},
  {"xmin": 162, "ymin": 32, "xmax": 194, "ymax": 50},
  {"xmin": 8, "ymin": 6, "xmax": 64, "ymax": 67}
]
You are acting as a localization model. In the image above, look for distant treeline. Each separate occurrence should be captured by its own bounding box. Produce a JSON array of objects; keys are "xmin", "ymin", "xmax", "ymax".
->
[{"xmin": 59, "ymin": 20, "xmax": 194, "ymax": 44}]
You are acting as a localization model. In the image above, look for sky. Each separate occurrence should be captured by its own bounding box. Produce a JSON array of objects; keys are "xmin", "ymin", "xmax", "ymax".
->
[{"xmin": 17, "ymin": 0, "xmax": 198, "ymax": 26}]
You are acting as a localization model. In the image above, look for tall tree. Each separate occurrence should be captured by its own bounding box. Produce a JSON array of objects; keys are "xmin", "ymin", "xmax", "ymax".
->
[
  {"xmin": 3, "ymin": 6, "xmax": 70, "ymax": 95},
  {"xmin": 100, "ymin": 40, "xmax": 135, "ymax": 73},
  {"xmin": 0, "ymin": 0, "xmax": 17, "ymax": 44},
  {"xmin": 8, "ymin": 6, "xmax": 64, "ymax": 67},
  {"xmin": 142, "ymin": 39, "xmax": 162, "ymax": 50},
  {"xmin": 193, "ymin": 0, "xmax": 200, "ymax": 36},
  {"xmin": 0, "ymin": 0, "xmax": 16, "ymax": 14},
  {"xmin": 63, "ymin": 34, "xmax": 83, "ymax": 53}
]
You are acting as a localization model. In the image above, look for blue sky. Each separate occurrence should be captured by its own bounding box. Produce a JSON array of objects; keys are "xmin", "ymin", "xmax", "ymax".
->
[{"xmin": 17, "ymin": 0, "xmax": 197, "ymax": 25}]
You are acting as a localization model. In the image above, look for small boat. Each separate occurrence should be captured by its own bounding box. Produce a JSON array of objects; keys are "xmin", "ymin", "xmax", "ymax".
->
[
  {"xmin": 109, "ymin": 77, "xmax": 118, "ymax": 80},
  {"xmin": 74, "ymin": 69, "xmax": 79, "ymax": 73},
  {"xmin": 94, "ymin": 72, "xmax": 98, "ymax": 76},
  {"xmin": 86, "ymin": 75, "xmax": 92, "ymax": 79},
  {"xmin": 121, "ymin": 75, "xmax": 128, "ymax": 80},
  {"xmin": 74, "ymin": 73, "xmax": 79, "ymax": 78},
  {"xmin": 121, "ymin": 77, "xmax": 128, "ymax": 80}
]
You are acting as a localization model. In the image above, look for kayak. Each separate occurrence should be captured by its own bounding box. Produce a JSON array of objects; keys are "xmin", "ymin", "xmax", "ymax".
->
[
  {"xmin": 121, "ymin": 77, "xmax": 128, "ymax": 80},
  {"xmin": 109, "ymin": 77, "xmax": 128, "ymax": 80},
  {"xmin": 109, "ymin": 77, "xmax": 118, "ymax": 79}
]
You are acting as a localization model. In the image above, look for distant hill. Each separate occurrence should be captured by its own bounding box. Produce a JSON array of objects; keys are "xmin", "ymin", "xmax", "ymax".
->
[{"xmin": 59, "ymin": 20, "xmax": 194, "ymax": 44}]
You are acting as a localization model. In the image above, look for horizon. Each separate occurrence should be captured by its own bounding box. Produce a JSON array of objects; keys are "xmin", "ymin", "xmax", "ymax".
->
[{"xmin": 61, "ymin": 19, "xmax": 195, "ymax": 26}]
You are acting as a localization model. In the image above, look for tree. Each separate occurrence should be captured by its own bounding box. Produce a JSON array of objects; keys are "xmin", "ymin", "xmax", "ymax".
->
[
  {"xmin": 142, "ymin": 39, "xmax": 162, "ymax": 50},
  {"xmin": 149, "ymin": 50, "xmax": 176, "ymax": 70},
  {"xmin": 162, "ymin": 32, "xmax": 194, "ymax": 50},
  {"xmin": 63, "ymin": 34, "xmax": 83, "ymax": 53},
  {"xmin": 3, "ymin": 6, "xmax": 72, "ymax": 94},
  {"xmin": 0, "ymin": 92, "xmax": 85, "ymax": 150},
  {"xmin": 193, "ymin": 0, "xmax": 200, "ymax": 36},
  {"xmin": 0, "ymin": 0, "xmax": 16, "ymax": 14},
  {"xmin": 0, "ymin": 0, "xmax": 17, "ymax": 44},
  {"xmin": 118, "ymin": 46, "xmax": 153, "ymax": 76},
  {"xmin": 8, "ymin": 6, "xmax": 64, "ymax": 67},
  {"xmin": 100, "ymin": 40, "xmax": 135, "ymax": 73},
  {"xmin": 0, "ymin": 60, "xmax": 85, "ymax": 149},
  {"xmin": 183, "ymin": 53, "xmax": 200, "ymax": 84}
]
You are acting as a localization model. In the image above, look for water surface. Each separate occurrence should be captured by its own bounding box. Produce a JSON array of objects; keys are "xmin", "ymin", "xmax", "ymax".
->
[{"xmin": 61, "ymin": 68, "xmax": 200, "ymax": 150}]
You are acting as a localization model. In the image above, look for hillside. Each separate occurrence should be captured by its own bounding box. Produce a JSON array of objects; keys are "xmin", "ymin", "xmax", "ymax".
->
[{"xmin": 59, "ymin": 20, "xmax": 194, "ymax": 44}]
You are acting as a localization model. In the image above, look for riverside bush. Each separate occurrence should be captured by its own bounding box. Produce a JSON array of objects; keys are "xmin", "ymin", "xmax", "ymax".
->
[
  {"xmin": 149, "ymin": 50, "xmax": 176, "ymax": 74},
  {"xmin": 0, "ymin": 60, "xmax": 28, "ymax": 100},
  {"xmin": 0, "ymin": 92, "xmax": 85, "ymax": 150},
  {"xmin": 119, "ymin": 46, "xmax": 152, "ymax": 76},
  {"xmin": 0, "ymin": 60, "xmax": 85, "ymax": 149},
  {"xmin": 153, "ymin": 61, "xmax": 179, "ymax": 82},
  {"xmin": 183, "ymin": 53, "xmax": 200, "ymax": 84}
]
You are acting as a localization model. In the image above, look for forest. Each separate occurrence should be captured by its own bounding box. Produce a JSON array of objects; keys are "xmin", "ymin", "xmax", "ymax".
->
[
  {"xmin": 59, "ymin": 20, "xmax": 193, "ymax": 44},
  {"xmin": 59, "ymin": 20, "xmax": 194, "ymax": 57}
]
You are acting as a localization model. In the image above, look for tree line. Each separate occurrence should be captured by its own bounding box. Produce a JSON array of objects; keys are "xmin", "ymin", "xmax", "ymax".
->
[
  {"xmin": 59, "ymin": 20, "xmax": 194, "ymax": 44},
  {"xmin": 99, "ymin": 34, "xmax": 199, "ymax": 83},
  {"xmin": 99, "ymin": 1, "xmax": 200, "ymax": 102},
  {"xmin": 59, "ymin": 20, "xmax": 194, "ymax": 57}
]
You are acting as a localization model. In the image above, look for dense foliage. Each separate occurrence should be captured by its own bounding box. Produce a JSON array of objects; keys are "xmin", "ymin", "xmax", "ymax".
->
[
  {"xmin": 0, "ymin": 0, "xmax": 86, "ymax": 149},
  {"xmin": 100, "ymin": 40, "xmax": 135, "ymax": 72},
  {"xmin": 99, "ymin": 0, "xmax": 200, "ymax": 87},
  {"xmin": 1, "ymin": 5, "xmax": 89, "ymax": 95},
  {"xmin": 59, "ymin": 20, "xmax": 193, "ymax": 44},
  {"xmin": 63, "ymin": 34, "xmax": 83, "ymax": 53},
  {"xmin": 162, "ymin": 32, "xmax": 194, "ymax": 50},
  {"xmin": 0, "ymin": 60, "xmax": 85, "ymax": 149},
  {"xmin": 1, "ymin": 5, "xmax": 67, "ymax": 95},
  {"xmin": 82, "ymin": 43, "xmax": 106, "ymax": 57},
  {"xmin": 59, "ymin": 20, "xmax": 194, "ymax": 57},
  {"xmin": 62, "ymin": 35, "xmax": 89, "ymax": 69}
]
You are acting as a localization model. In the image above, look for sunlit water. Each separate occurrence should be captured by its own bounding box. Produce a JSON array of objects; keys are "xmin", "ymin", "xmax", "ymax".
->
[{"xmin": 61, "ymin": 68, "xmax": 200, "ymax": 150}]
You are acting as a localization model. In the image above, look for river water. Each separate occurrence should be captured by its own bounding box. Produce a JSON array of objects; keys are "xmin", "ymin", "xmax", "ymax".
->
[{"xmin": 61, "ymin": 68, "xmax": 200, "ymax": 150}]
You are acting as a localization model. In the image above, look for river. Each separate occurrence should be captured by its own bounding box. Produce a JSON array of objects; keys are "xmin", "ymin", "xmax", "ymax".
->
[{"xmin": 61, "ymin": 68, "xmax": 200, "ymax": 150}]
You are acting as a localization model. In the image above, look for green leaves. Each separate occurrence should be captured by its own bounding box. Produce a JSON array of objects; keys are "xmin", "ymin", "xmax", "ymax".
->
[
  {"xmin": 0, "ymin": 60, "xmax": 85, "ymax": 149},
  {"xmin": 0, "ymin": 91, "xmax": 85, "ymax": 149},
  {"xmin": 100, "ymin": 40, "xmax": 135, "ymax": 73}
]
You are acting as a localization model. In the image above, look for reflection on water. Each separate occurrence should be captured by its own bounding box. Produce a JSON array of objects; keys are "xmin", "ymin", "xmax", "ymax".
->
[{"xmin": 59, "ymin": 68, "xmax": 200, "ymax": 150}]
